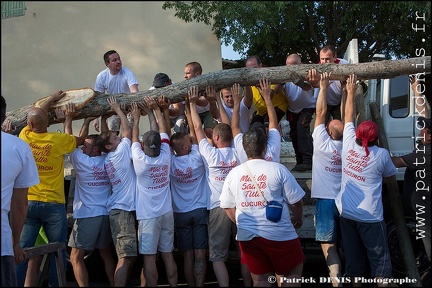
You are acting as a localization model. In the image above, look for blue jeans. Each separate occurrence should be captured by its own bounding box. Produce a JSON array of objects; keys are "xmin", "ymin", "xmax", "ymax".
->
[{"xmin": 16, "ymin": 201, "xmax": 67, "ymax": 287}]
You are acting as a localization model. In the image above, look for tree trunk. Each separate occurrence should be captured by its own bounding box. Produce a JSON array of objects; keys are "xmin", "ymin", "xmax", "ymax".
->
[{"xmin": 5, "ymin": 56, "xmax": 431, "ymax": 129}]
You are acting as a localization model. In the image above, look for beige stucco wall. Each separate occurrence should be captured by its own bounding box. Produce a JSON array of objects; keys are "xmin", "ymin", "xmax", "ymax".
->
[{"xmin": 1, "ymin": 1, "xmax": 222, "ymax": 132}]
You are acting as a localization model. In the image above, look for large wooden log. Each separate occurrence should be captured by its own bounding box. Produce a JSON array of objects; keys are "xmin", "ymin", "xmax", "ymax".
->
[{"xmin": 5, "ymin": 56, "xmax": 431, "ymax": 130}]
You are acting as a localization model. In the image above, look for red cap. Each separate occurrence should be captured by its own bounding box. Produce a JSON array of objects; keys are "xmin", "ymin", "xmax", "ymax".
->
[{"xmin": 356, "ymin": 120, "xmax": 379, "ymax": 156}]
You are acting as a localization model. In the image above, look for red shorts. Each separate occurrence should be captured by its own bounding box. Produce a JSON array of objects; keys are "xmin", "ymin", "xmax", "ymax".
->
[{"xmin": 239, "ymin": 237, "xmax": 306, "ymax": 275}]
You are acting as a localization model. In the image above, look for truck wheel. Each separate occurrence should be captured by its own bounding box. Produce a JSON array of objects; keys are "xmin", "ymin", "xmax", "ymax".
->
[{"xmin": 386, "ymin": 217, "xmax": 429, "ymax": 277}]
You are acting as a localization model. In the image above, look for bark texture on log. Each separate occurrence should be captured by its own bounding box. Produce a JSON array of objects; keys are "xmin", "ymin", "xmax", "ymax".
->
[{"xmin": 5, "ymin": 56, "xmax": 431, "ymax": 129}]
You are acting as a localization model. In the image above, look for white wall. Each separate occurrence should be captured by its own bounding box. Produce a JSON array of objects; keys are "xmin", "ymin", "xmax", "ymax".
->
[{"xmin": 1, "ymin": 1, "xmax": 222, "ymax": 133}]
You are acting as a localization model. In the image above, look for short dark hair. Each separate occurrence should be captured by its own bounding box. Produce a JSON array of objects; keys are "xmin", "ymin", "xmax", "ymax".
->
[
  {"xmin": 1, "ymin": 95, "xmax": 6, "ymax": 123},
  {"xmin": 86, "ymin": 134, "xmax": 99, "ymax": 142},
  {"xmin": 213, "ymin": 123, "xmax": 233, "ymax": 143},
  {"xmin": 95, "ymin": 131, "xmax": 112, "ymax": 153},
  {"xmin": 170, "ymin": 131, "xmax": 187, "ymax": 147},
  {"xmin": 103, "ymin": 50, "xmax": 118, "ymax": 64},
  {"xmin": 185, "ymin": 62, "xmax": 202, "ymax": 75},
  {"xmin": 321, "ymin": 45, "xmax": 337, "ymax": 57},
  {"xmin": 243, "ymin": 129, "xmax": 267, "ymax": 159},
  {"xmin": 246, "ymin": 55, "xmax": 262, "ymax": 65}
]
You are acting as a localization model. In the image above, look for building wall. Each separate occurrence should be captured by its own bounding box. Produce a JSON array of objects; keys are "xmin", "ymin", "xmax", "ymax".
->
[{"xmin": 1, "ymin": 1, "xmax": 222, "ymax": 132}]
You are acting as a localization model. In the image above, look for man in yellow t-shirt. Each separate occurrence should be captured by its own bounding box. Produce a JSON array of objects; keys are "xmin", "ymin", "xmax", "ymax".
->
[
  {"xmin": 245, "ymin": 55, "xmax": 288, "ymax": 125},
  {"xmin": 17, "ymin": 90, "xmax": 85, "ymax": 287}
]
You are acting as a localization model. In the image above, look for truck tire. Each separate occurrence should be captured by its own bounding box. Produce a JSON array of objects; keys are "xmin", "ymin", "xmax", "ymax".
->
[{"xmin": 386, "ymin": 217, "xmax": 429, "ymax": 277}]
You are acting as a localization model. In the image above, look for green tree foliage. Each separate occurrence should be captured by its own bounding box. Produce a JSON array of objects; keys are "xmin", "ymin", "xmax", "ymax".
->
[{"xmin": 163, "ymin": 1, "xmax": 430, "ymax": 66}]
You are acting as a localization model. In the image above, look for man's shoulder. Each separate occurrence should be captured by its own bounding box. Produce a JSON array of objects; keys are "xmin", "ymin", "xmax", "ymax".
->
[
  {"xmin": 121, "ymin": 67, "xmax": 136, "ymax": 75},
  {"xmin": 336, "ymin": 58, "xmax": 349, "ymax": 64}
]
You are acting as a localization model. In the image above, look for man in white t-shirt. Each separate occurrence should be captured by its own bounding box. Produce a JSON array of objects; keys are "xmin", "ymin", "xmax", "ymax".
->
[
  {"xmin": 218, "ymin": 86, "xmax": 252, "ymax": 133},
  {"xmin": 310, "ymin": 45, "xmax": 349, "ymax": 124},
  {"xmin": 311, "ymin": 72, "xmax": 344, "ymax": 287},
  {"xmin": 275, "ymin": 54, "xmax": 316, "ymax": 172},
  {"xmin": 335, "ymin": 74, "xmax": 397, "ymax": 282},
  {"xmin": 53, "ymin": 104, "xmax": 116, "ymax": 287},
  {"xmin": 93, "ymin": 50, "xmax": 139, "ymax": 132},
  {"xmin": 188, "ymin": 85, "xmax": 244, "ymax": 287},
  {"xmin": 220, "ymin": 128, "xmax": 306, "ymax": 286},
  {"xmin": 1, "ymin": 95, "xmax": 39, "ymax": 287},
  {"xmin": 95, "ymin": 96, "xmax": 137, "ymax": 287},
  {"xmin": 130, "ymin": 96, "xmax": 178, "ymax": 287},
  {"xmin": 169, "ymin": 98, "xmax": 210, "ymax": 287}
]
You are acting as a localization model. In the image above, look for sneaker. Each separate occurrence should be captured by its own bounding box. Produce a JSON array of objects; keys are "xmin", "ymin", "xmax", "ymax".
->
[{"xmin": 291, "ymin": 163, "xmax": 312, "ymax": 172}]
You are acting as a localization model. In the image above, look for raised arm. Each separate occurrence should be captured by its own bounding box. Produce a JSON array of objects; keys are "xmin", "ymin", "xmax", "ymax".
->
[
  {"xmin": 107, "ymin": 96, "xmax": 131, "ymax": 140},
  {"xmin": 344, "ymin": 74, "xmax": 357, "ymax": 124},
  {"xmin": 205, "ymin": 86, "xmax": 220, "ymax": 120},
  {"xmin": 216, "ymin": 89, "xmax": 231, "ymax": 125},
  {"xmin": 141, "ymin": 97, "xmax": 158, "ymax": 132},
  {"xmin": 314, "ymin": 71, "xmax": 330, "ymax": 128},
  {"xmin": 231, "ymin": 83, "xmax": 243, "ymax": 138},
  {"xmin": 130, "ymin": 102, "xmax": 141, "ymax": 144},
  {"xmin": 183, "ymin": 97, "xmax": 197, "ymax": 144},
  {"xmin": 156, "ymin": 95, "xmax": 171, "ymax": 137},
  {"xmin": 257, "ymin": 78, "xmax": 277, "ymax": 130},
  {"xmin": 63, "ymin": 103, "xmax": 75, "ymax": 135},
  {"xmin": 188, "ymin": 85, "xmax": 206, "ymax": 142},
  {"xmin": 39, "ymin": 90, "xmax": 66, "ymax": 113},
  {"xmin": 79, "ymin": 117, "xmax": 97, "ymax": 138}
]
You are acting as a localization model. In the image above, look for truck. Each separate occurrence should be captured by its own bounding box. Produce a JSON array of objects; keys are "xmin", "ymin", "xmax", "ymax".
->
[
  {"xmin": 281, "ymin": 39, "xmax": 431, "ymax": 280},
  {"xmin": 63, "ymin": 38, "xmax": 430, "ymax": 283}
]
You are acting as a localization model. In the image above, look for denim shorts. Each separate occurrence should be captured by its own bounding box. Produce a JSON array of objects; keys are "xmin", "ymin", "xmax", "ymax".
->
[
  {"xmin": 315, "ymin": 198, "xmax": 340, "ymax": 242},
  {"xmin": 174, "ymin": 208, "xmax": 209, "ymax": 252}
]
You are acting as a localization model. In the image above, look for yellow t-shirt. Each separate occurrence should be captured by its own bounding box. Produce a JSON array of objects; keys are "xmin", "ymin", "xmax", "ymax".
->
[
  {"xmin": 19, "ymin": 126, "xmax": 77, "ymax": 204},
  {"xmin": 251, "ymin": 84, "xmax": 288, "ymax": 116}
]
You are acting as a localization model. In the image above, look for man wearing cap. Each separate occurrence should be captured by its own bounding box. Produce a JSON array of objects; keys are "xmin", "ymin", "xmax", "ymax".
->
[
  {"xmin": 335, "ymin": 74, "xmax": 397, "ymax": 283},
  {"xmin": 150, "ymin": 72, "xmax": 188, "ymax": 133},
  {"xmin": 391, "ymin": 116, "xmax": 431, "ymax": 265},
  {"xmin": 130, "ymin": 96, "xmax": 178, "ymax": 287}
]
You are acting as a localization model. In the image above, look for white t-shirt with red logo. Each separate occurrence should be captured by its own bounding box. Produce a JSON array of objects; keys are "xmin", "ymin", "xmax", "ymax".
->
[
  {"xmin": 220, "ymin": 159, "xmax": 305, "ymax": 241},
  {"xmin": 311, "ymin": 124, "xmax": 343, "ymax": 199},
  {"xmin": 335, "ymin": 122, "xmax": 397, "ymax": 222},
  {"xmin": 199, "ymin": 138, "xmax": 240, "ymax": 209}
]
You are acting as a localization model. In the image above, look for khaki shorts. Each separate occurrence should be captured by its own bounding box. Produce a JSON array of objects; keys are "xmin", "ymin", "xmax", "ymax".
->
[
  {"xmin": 68, "ymin": 215, "xmax": 112, "ymax": 250},
  {"xmin": 138, "ymin": 211, "xmax": 175, "ymax": 254},
  {"xmin": 208, "ymin": 207, "xmax": 236, "ymax": 262},
  {"xmin": 109, "ymin": 209, "xmax": 138, "ymax": 258}
]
